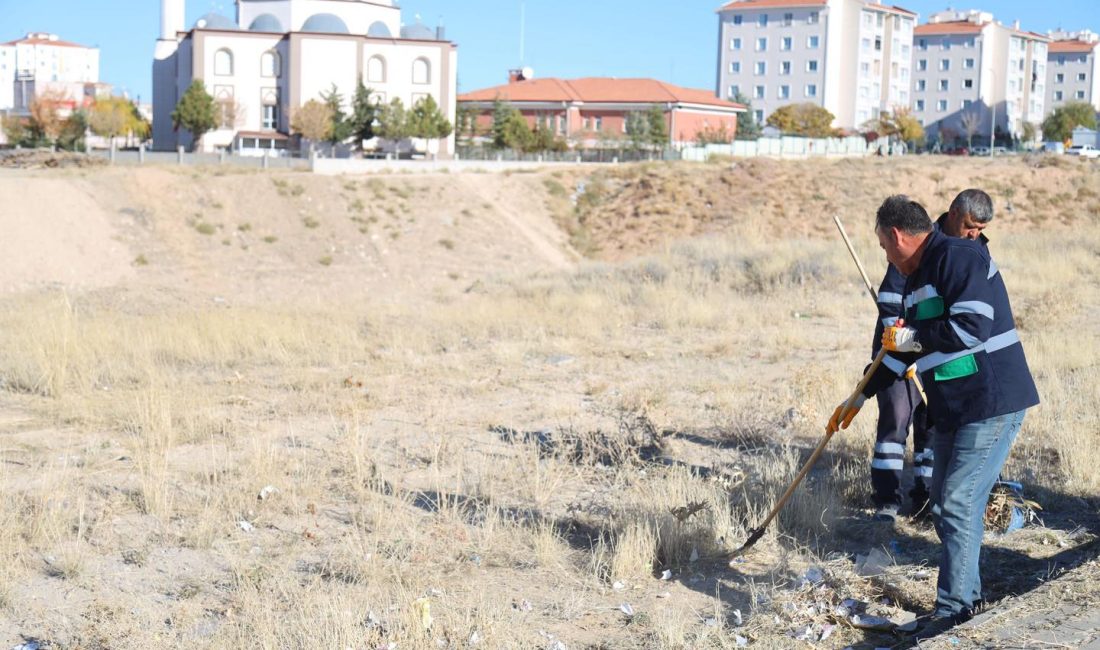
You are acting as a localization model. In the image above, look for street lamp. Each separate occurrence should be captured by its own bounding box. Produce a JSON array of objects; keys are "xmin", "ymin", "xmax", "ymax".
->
[{"xmin": 987, "ymin": 66, "xmax": 997, "ymax": 155}]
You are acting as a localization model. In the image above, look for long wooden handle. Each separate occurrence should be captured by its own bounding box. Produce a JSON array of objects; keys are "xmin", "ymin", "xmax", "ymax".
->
[
  {"xmin": 834, "ymin": 214, "xmax": 878, "ymax": 303},
  {"xmin": 729, "ymin": 349, "xmax": 886, "ymax": 562}
]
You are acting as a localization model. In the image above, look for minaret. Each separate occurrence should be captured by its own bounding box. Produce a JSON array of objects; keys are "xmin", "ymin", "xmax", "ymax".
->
[{"xmin": 156, "ymin": 0, "xmax": 185, "ymax": 57}]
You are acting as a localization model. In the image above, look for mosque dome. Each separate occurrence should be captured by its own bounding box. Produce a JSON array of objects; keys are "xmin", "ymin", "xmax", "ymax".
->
[
  {"xmin": 248, "ymin": 14, "xmax": 284, "ymax": 32},
  {"xmin": 193, "ymin": 13, "xmax": 238, "ymax": 30},
  {"xmin": 301, "ymin": 13, "xmax": 350, "ymax": 34},
  {"xmin": 400, "ymin": 23, "xmax": 436, "ymax": 40},
  {"xmin": 367, "ymin": 21, "xmax": 393, "ymax": 38}
]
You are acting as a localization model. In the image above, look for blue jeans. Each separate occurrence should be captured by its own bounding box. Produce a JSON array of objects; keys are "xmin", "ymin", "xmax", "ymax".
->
[{"xmin": 930, "ymin": 409, "xmax": 1026, "ymax": 618}]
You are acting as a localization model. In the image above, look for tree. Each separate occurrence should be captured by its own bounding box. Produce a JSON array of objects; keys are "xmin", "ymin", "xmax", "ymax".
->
[
  {"xmin": 291, "ymin": 99, "xmax": 334, "ymax": 152},
  {"xmin": 765, "ymin": 103, "xmax": 837, "ymax": 137},
  {"xmin": 868, "ymin": 108, "xmax": 924, "ymax": 145},
  {"xmin": 530, "ymin": 122, "xmax": 567, "ymax": 152},
  {"xmin": 646, "ymin": 104, "xmax": 668, "ymax": 150},
  {"xmin": 491, "ymin": 98, "xmax": 514, "ymax": 149},
  {"xmin": 1041, "ymin": 101, "xmax": 1097, "ymax": 143},
  {"xmin": 625, "ymin": 111, "xmax": 650, "ymax": 150},
  {"xmin": 501, "ymin": 109, "xmax": 534, "ymax": 151},
  {"xmin": 455, "ymin": 105, "xmax": 476, "ymax": 144},
  {"xmin": 29, "ymin": 88, "xmax": 70, "ymax": 146},
  {"xmin": 1021, "ymin": 121, "xmax": 1038, "ymax": 146},
  {"xmin": 349, "ymin": 81, "xmax": 378, "ymax": 146},
  {"xmin": 376, "ymin": 98, "xmax": 410, "ymax": 141},
  {"xmin": 407, "ymin": 95, "xmax": 453, "ymax": 140},
  {"xmin": 696, "ymin": 123, "xmax": 734, "ymax": 146},
  {"xmin": 57, "ymin": 110, "xmax": 88, "ymax": 151},
  {"xmin": 171, "ymin": 80, "xmax": 217, "ymax": 151},
  {"xmin": 2, "ymin": 114, "xmax": 30, "ymax": 147},
  {"xmin": 959, "ymin": 111, "xmax": 982, "ymax": 149},
  {"xmin": 320, "ymin": 84, "xmax": 353, "ymax": 145},
  {"xmin": 731, "ymin": 90, "xmax": 761, "ymax": 140}
]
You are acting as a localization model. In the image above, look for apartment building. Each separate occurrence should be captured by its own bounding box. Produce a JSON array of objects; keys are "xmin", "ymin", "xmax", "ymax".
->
[
  {"xmin": 715, "ymin": 0, "xmax": 916, "ymax": 131},
  {"xmin": 1046, "ymin": 30, "xmax": 1100, "ymax": 114},
  {"xmin": 0, "ymin": 32, "xmax": 101, "ymax": 114},
  {"xmin": 911, "ymin": 10, "xmax": 1049, "ymax": 144}
]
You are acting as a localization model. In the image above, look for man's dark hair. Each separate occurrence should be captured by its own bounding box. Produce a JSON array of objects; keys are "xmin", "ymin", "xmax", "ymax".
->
[
  {"xmin": 875, "ymin": 195, "xmax": 932, "ymax": 235},
  {"xmin": 950, "ymin": 189, "xmax": 994, "ymax": 224}
]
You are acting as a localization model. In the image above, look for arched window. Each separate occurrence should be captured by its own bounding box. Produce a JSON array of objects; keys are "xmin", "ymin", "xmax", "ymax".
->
[
  {"xmin": 367, "ymin": 55, "xmax": 386, "ymax": 83},
  {"xmin": 261, "ymin": 51, "xmax": 281, "ymax": 78},
  {"xmin": 214, "ymin": 48, "xmax": 234, "ymax": 76},
  {"xmin": 412, "ymin": 57, "xmax": 430, "ymax": 85}
]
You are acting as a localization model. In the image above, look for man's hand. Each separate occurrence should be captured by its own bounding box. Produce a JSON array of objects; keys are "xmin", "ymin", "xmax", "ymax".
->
[
  {"xmin": 882, "ymin": 320, "xmax": 923, "ymax": 353},
  {"xmin": 826, "ymin": 394, "xmax": 867, "ymax": 434}
]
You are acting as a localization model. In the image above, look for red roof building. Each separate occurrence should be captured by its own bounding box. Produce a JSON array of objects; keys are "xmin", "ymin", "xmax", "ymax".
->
[{"xmin": 458, "ymin": 75, "xmax": 746, "ymax": 147}]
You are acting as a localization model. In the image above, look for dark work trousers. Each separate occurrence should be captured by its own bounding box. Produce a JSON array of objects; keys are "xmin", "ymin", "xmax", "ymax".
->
[{"xmin": 872, "ymin": 376, "xmax": 932, "ymax": 508}]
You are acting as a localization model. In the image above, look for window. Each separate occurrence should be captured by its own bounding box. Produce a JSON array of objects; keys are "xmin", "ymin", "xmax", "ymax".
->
[
  {"xmin": 753, "ymin": 85, "xmax": 765, "ymax": 99},
  {"xmin": 939, "ymin": 59, "xmax": 950, "ymax": 71},
  {"xmin": 939, "ymin": 79, "xmax": 949, "ymax": 91},
  {"xmin": 963, "ymin": 78, "xmax": 973, "ymax": 89},
  {"xmin": 916, "ymin": 99, "xmax": 925, "ymax": 111},
  {"xmin": 937, "ymin": 99, "xmax": 947, "ymax": 111},
  {"xmin": 805, "ymin": 84, "xmax": 817, "ymax": 97},
  {"xmin": 758, "ymin": 13, "xmax": 768, "ymax": 26},
  {"xmin": 781, "ymin": 36, "xmax": 792, "ymax": 51},
  {"xmin": 1079, "ymin": 73, "xmax": 1088, "ymax": 82},
  {"xmin": 902, "ymin": 44, "xmax": 910, "ymax": 57},
  {"xmin": 964, "ymin": 58, "xmax": 975, "ymax": 69},
  {"xmin": 864, "ymin": 12, "xmax": 873, "ymax": 26},
  {"xmin": 582, "ymin": 117, "xmax": 589, "ymax": 130},
  {"xmin": 808, "ymin": 11, "xmax": 819, "ymax": 24},
  {"xmin": 780, "ymin": 61, "xmax": 791, "ymax": 75},
  {"xmin": 214, "ymin": 48, "xmax": 233, "ymax": 76},
  {"xmin": 1055, "ymin": 72, "xmax": 1064, "ymax": 83},
  {"xmin": 594, "ymin": 116, "xmax": 602, "ymax": 132},
  {"xmin": 755, "ymin": 61, "xmax": 766, "ymax": 75},
  {"xmin": 861, "ymin": 38, "xmax": 871, "ymax": 51},
  {"xmin": 962, "ymin": 99, "xmax": 972, "ymax": 109},
  {"xmin": 558, "ymin": 115, "xmax": 567, "ymax": 135},
  {"xmin": 859, "ymin": 85, "xmax": 869, "ymax": 98},
  {"xmin": 730, "ymin": 38, "xmax": 742, "ymax": 50},
  {"xmin": 732, "ymin": 14, "xmax": 742, "ymax": 25},
  {"xmin": 877, "ymin": 13, "xmax": 884, "ymax": 27},
  {"xmin": 779, "ymin": 85, "xmax": 790, "ymax": 99},
  {"xmin": 729, "ymin": 61, "xmax": 740, "ymax": 74},
  {"xmin": 806, "ymin": 60, "xmax": 818, "ymax": 73},
  {"xmin": 412, "ymin": 57, "xmax": 430, "ymax": 84},
  {"xmin": 918, "ymin": 38, "xmax": 927, "ymax": 51},
  {"xmin": 783, "ymin": 13, "xmax": 793, "ymax": 26},
  {"xmin": 860, "ymin": 62, "xmax": 870, "ymax": 76},
  {"xmin": 756, "ymin": 37, "xmax": 767, "ymax": 51},
  {"xmin": 261, "ymin": 51, "xmax": 280, "ymax": 78},
  {"xmin": 1077, "ymin": 90, "xmax": 1087, "ymax": 99},
  {"xmin": 262, "ymin": 103, "xmax": 278, "ymax": 130},
  {"xmin": 728, "ymin": 84, "xmax": 739, "ymax": 97},
  {"xmin": 367, "ymin": 55, "xmax": 386, "ymax": 83},
  {"xmin": 807, "ymin": 35, "xmax": 820, "ymax": 49},
  {"xmin": 754, "ymin": 109, "xmax": 764, "ymax": 124},
  {"xmin": 942, "ymin": 40, "xmax": 951, "ymax": 51},
  {"xmin": 1058, "ymin": 55, "xmax": 1065, "ymax": 65},
  {"xmin": 917, "ymin": 59, "xmax": 927, "ymax": 71}
]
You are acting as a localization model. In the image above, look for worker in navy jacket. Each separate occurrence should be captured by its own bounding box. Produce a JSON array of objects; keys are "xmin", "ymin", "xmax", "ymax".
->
[
  {"xmin": 868, "ymin": 190, "xmax": 1000, "ymax": 522},
  {"xmin": 829, "ymin": 195, "xmax": 1039, "ymax": 631}
]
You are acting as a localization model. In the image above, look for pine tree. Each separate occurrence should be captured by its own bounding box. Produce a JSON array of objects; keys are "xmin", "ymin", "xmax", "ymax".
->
[
  {"xmin": 171, "ymin": 80, "xmax": 218, "ymax": 151},
  {"xmin": 645, "ymin": 105, "xmax": 668, "ymax": 150},
  {"xmin": 625, "ymin": 111, "xmax": 650, "ymax": 150},
  {"xmin": 320, "ymin": 84, "xmax": 353, "ymax": 145},
  {"xmin": 407, "ymin": 95, "xmax": 453, "ymax": 140},
  {"xmin": 377, "ymin": 98, "xmax": 410, "ymax": 141},
  {"xmin": 491, "ymin": 98, "xmax": 513, "ymax": 149},
  {"xmin": 731, "ymin": 90, "xmax": 761, "ymax": 140},
  {"xmin": 349, "ymin": 81, "xmax": 377, "ymax": 146}
]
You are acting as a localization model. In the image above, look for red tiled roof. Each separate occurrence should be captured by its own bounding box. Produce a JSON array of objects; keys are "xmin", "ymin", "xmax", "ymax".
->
[
  {"xmin": 865, "ymin": 3, "xmax": 917, "ymax": 17},
  {"xmin": 1011, "ymin": 29, "xmax": 1051, "ymax": 42},
  {"xmin": 915, "ymin": 21, "xmax": 987, "ymax": 36},
  {"xmin": 459, "ymin": 78, "xmax": 746, "ymax": 110},
  {"xmin": 717, "ymin": 0, "xmax": 826, "ymax": 11},
  {"xmin": 1, "ymin": 36, "xmax": 89, "ymax": 48},
  {"xmin": 1049, "ymin": 40, "xmax": 1097, "ymax": 53}
]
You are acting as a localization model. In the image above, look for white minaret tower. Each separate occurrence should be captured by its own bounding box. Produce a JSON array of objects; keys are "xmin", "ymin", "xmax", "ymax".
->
[{"xmin": 153, "ymin": 0, "xmax": 186, "ymax": 151}]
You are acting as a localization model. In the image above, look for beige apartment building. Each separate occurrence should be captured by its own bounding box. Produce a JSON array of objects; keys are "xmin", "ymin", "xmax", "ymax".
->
[
  {"xmin": 910, "ymin": 10, "xmax": 1049, "ymax": 145},
  {"xmin": 1046, "ymin": 30, "xmax": 1100, "ymax": 115},
  {"xmin": 715, "ymin": 0, "xmax": 916, "ymax": 131}
]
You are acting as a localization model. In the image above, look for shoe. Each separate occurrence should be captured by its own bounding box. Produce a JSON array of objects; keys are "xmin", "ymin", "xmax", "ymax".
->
[
  {"xmin": 873, "ymin": 504, "xmax": 899, "ymax": 522},
  {"xmin": 906, "ymin": 611, "xmax": 968, "ymax": 641}
]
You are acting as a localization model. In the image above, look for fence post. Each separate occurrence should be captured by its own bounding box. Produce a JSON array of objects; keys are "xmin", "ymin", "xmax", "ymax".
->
[
  {"xmin": 177, "ymin": 145, "xmax": 184, "ymax": 165},
  {"xmin": 109, "ymin": 140, "xmax": 116, "ymax": 164},
  {"xmin": 138, "ymin": 143, "xmax": 145, "ymax": 164},
  {"xmin": 262, "ymin": 151, "xmax": 269, "ymax": 169}
]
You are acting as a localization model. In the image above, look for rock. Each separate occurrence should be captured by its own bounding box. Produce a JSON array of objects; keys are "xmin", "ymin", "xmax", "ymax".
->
[
  {"xmin": 734, "ymin": 635, "xmax": 748, "ymax": 647},
  {"xmin": 850, "ymin": 614, "xmax": 894, "ymax": 631},
  {"xmin": 619, "ymin": 603, "xmax": 634, "ymax": 618},
  {"xmin": 612, "ymin": 581, "xmax": 626, "ymax": 591},
  {"xmin": 660, "ymin": 569, "xmax": 672, "ymax": 580},
  {"xmin": 856, "ymin": 548, "xmax": 892, "ymax": 577},
  {"xmin": 237, "ymin": 520, "xmax": 254, "ymax": 533},
  {"xmin": 704, "ymin": 617, "xmax": 719, "ymax": 627},
  {"xmin": 258, "ymin": 485, "xmax": 278, "ymax": 501}
]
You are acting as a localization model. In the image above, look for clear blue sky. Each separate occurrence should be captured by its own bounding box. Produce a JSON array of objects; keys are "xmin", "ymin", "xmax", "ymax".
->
[{"xmin": 1, "ymin": 1, "xmax": 1096, "ymax": 104}]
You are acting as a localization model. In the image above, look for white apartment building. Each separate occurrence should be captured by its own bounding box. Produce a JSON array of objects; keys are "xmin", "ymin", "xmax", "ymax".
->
[
  {"xmin": 153, "ymin": 0, "xmax": 458, "ymax": 154},
  {"xmin": 0, "ymin": 32, "xmax": 101, "ymax": 114},
  {"xmin": 911, "ymin": 10, "xmax": 1049, "ymax": 144},
  {"xmin": 1046, "ymin": 30, "xmax": 1100, "ymax": 115},
  {"xmin": 715, "ymin": 0, "xmax": 916, "ymax": 130}
]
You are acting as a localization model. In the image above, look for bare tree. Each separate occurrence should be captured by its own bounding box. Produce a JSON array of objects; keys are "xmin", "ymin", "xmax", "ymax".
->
[
  {"xmin": 959, "ymin": 111, "xmax": 982, "ymax": 149},
  {"xmin": 29, "ymin": 88, "xmax": 71, "ymax": 147}
]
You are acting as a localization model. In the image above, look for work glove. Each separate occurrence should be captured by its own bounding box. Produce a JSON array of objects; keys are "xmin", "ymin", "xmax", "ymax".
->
[
  {"xmin": 882, "ymin": 319, "xmax": 923, "ymax": 353},
  {"xmin": 826, "ymin": 394, "xmax": 867, "ymax": 434}
]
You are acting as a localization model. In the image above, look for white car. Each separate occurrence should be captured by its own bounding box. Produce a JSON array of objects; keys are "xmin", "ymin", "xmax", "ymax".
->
[
  {"xmin": 1066, "ymin": 145, "xmax": 1100, "ymax": 159},
  {"xmin": 970, "ymin": 145, "xmax": 991, "ymax": 157}
]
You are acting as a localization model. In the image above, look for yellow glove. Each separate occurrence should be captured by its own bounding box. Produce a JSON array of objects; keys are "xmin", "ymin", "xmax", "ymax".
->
[
  {"xmin": 882, "ymin": 325, "xmax": 923, "ymax": 353},
  {"xmin": 826, "ymin": 394, "xmax": 867, "ymax": 434}
]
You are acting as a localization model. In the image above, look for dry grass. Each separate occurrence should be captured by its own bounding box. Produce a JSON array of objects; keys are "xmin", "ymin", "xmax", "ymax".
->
[{"xmin": 0, "ymin": 158, "xmax": 1098, "ymax": 648}]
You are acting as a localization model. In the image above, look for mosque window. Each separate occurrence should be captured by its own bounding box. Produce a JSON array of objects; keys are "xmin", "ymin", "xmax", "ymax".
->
[
  {"xmin": 367, "ymin": 55, "xmax": 386, "ymax": 83},
  {"xmin": 412, "ymin": 58, "xmax": 431, "ymax": 85},
  {"xmin": 214, "ymin": 49, "xmax": 234, "ymax": 76},
  {"xmin": 261, "ymin": 51, "xmax": 280, "ymax": 78}
]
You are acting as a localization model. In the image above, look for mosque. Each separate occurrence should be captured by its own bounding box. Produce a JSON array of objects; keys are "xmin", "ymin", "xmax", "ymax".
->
[{"xmin": 152, "ymin": 0, "xmax": 457, "ymax": 155}]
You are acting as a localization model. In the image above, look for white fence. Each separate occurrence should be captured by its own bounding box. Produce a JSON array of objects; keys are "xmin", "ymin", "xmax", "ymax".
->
[{"xmin": 681, "ymin": 135, "xmax": 876, "ymax": 160}]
